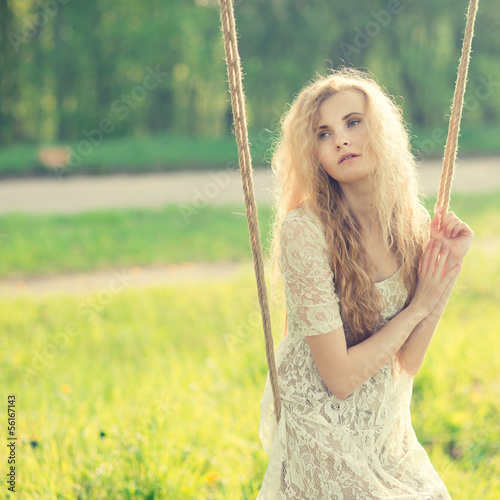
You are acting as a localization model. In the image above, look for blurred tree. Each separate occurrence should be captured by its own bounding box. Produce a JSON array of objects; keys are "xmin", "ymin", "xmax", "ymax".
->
[
  {"xmin": 0, "ymin": 0, "xmax": 22, "ymax": 143},
  {"xmin": 0, "ymin": 0, "xmax": 497, "ymax": 146}
]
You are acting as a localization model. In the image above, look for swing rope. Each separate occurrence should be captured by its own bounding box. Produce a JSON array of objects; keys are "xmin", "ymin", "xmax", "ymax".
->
[
  {"xmin": 218, "ymin": 0, "xmax": 479, "ymax": 425},
  {"xmin": 219, "ymin": 0, "xmax": 282, "ymax": 422},
  {"xmin": 436, "ymin": 0, "xmax": 480, "ymax": 214}
]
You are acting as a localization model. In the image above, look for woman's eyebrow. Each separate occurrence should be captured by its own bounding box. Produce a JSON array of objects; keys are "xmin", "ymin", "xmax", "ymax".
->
[
  {"xmin": 316, "ymin": 112, "xmax": 364, "ymax": 131},
  {"xmin": 342, "ymin": 111, "xmax": 363, "ymax": 121}
]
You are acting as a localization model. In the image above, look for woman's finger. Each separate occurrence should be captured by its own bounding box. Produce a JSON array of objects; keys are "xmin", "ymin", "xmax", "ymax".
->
[
  {"xmin": 434, "ymin": 243, "xmax": 450, "ymax": 278},
  {"xmin": 441, "ymin": 211, "xmax": 456, "ymax": 226},
  {"xmin": 443, "ymin": 262, "xmax": 462, "ymax": 285},
  {"xmin": 419, "ymin": 238, "xmax": 435, "ymax": 276},
  {"xmin": 428, "ymin": 238, "xmax": 443, "ymax": 274},
  {"xmin": 430, "ymin": 209, "xmax": 441, "ymax": 238},
  {"xmin": 445, "ymin": 217, "xmax": 460, "ymax": 239},
  {"xmin": 451, "ymin": 221, "xmax": 472, "ymax": 238}
]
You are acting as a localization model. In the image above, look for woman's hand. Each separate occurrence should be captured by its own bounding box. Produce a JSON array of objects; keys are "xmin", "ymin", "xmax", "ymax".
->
[
  {"xmin": 431, "ymin": 208, "xmax": 474, "ymax": 265},
  {"xmin": 397, "ymin": 210, "xmax": 473, "ymax": 374},
  {"xmin": 410, "ymin": 237, "xmax": 461, "ymax": 320}
]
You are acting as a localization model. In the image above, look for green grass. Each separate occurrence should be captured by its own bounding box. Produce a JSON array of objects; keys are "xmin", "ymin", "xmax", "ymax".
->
[
  {"xmin": 0, "ymin": 204, "xmax": 273, "ymax": 279},
  {"xmin": 0, "ymin": 133, "xmax": 269, "ymax": 178},
  {"xmin": 1, "ymin": 190, "xmax": 500, "ymax": 280},
  {"xmin": 1, "ymin": 243, "xmax": 499, "ymax": 499},
  {"xmin": 0, "ymin": 191, "xmax": 499, "ymax": 497},
  {"xmin": 0, "ymin": 125, "xmax": 499, "ymax": 178},
  {"xmin": 2, "ymin": 273, "xmax": 276, "ymax": 498}
]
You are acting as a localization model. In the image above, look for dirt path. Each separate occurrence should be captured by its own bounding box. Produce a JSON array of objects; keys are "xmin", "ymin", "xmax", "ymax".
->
[
  {"xmin": 0, "ymin": 261, "xmax": 252, "ymax": 297},
  {"xmin": 0, "ymin": 157, "xmax": 498, "ymax": 215}
]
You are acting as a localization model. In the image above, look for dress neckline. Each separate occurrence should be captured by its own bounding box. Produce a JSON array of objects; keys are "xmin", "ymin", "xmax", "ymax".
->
[
  {"xmin": 375, "ymin": 265, "xmax": 402, "ymax": 286},
  {"xmin": 289, "ymin": 208, "xmax": 402, "ymax": 287}
]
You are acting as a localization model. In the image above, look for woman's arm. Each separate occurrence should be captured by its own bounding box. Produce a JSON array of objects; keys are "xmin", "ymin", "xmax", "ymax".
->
[
  {"xmin": 397, "ymin": 209, "xmax": 474, "ymax": 375},
  {"xmin": 307, "ymin": 306, "xmax": 425, "ymax": 399},
  {"xmin": 397, "ymin": 271, "xmax": 459, "ymax": 375},
  {"xmin": 307, "ymin": 237, "xmax": 460, "ymax": 399}
]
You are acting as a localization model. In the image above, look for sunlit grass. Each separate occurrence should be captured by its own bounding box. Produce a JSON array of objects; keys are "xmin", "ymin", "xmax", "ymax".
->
[
  {"xmin": 1, "ymin": 190, "xmax": 500, "ymax": 279},
  {"xmin": 0, "ymin": 204, "xmax": 272, "ymax": 279},
  {"xmin": 1, "ymin": 190, "xmax": 498, "ymax": 497},
  {"xmin": 2, "ymin": 237, "xmax": 499, "ymax": 498},
  {"xmin": 2, "ymin": 273, "xmax": 276, "ymax": 498}
]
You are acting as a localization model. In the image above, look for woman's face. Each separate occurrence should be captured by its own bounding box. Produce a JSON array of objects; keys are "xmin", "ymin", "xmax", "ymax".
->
[{"xmin": 315, "ymin": 90, "xmax": 371, "ymax": 187}]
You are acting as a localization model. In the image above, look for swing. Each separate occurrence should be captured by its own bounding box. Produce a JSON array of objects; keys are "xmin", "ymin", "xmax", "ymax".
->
[{"xmin": 219, "ymin": 0, "xmax": 480, "ymax": 423}]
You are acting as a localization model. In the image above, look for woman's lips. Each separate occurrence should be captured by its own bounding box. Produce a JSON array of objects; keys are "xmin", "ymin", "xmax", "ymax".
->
[{"xmin": 338, "ymin": 154, "xmax": 360, "ymax": 164}]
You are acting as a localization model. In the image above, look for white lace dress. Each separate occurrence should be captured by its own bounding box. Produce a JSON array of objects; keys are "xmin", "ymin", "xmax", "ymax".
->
[{"xmin": 258, "ymin": 208, "xmax": 451, "ymax": 499}]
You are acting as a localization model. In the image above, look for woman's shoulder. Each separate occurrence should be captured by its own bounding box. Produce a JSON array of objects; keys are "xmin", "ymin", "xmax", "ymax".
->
[
  {"xmin": 281, "ymin": 206, "xmax": 327, "ymax": 247},
  {"xmin": 279, "ymin": 207, "xmax": 329, "ymax": 267},
  {"xmin": 282, "ymin": 206, "xmax": 324, "ymax": 232}
]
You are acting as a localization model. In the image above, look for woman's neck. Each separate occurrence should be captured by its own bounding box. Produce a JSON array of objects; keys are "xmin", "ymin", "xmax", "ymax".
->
[{"xmin": 340, "ymin": 183, "xmax": 378, "ymax": 234}]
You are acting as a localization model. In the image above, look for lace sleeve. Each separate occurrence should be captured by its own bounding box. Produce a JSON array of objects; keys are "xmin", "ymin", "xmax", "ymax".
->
[{"xmin": 279, "ymin": 209, "xmax": 343, "ymax": 337}]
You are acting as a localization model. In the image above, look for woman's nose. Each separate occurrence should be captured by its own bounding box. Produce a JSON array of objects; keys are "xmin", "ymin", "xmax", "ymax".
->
[
  {"xmin": 335, "ymin": 136, "xmax": 349, "ymax": 149},
  {"xmin": 335, "ymin": 132, "xmax": 350, "ymax": 149}
]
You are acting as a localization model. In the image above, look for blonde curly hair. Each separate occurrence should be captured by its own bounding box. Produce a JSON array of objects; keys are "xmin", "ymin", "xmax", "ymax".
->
[{"xmin": 268, "ymin": 67, "xmax": 429, "ymax": 344}]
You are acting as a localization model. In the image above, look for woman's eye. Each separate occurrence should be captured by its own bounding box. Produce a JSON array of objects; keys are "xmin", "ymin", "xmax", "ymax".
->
[
  {"xmin": 318, "ymin": 131, "xmax": 330, "ymax": 140},
  {"xmin": 348, "ymin": 119, "xmax": 360, "ymax": 127}
]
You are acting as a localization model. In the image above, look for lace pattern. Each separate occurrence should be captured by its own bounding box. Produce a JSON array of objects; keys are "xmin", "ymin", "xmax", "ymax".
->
[
  {"xmin": 279, "ymin": 208, "xmax": 343, "ymax": 337},
  {"xmin": 258, "ymin": 208, "xmax": 451, "ymax": 499}
]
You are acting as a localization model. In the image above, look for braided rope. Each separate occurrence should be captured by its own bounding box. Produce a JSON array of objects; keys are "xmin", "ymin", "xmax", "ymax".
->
[
  {"xmin": 219, "ymin": 0, "xmax": 282, "ymax": 422},
  {"xmin": 436, "ymin": 0, "xmax": 480, "ymax": 215},
  {"xmin": 218, "ymin": 0, "xmax": 479, "ymax": 426}
]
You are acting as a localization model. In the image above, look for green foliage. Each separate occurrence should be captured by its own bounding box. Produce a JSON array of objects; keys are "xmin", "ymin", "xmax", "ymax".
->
[{"xmin": 0, "ymin": 0, "xmax": 499, "ymax": 155}]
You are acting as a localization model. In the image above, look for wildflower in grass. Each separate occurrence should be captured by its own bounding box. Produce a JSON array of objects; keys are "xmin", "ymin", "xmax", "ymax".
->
[
  {"xmin": 61, "ymin": 383, "xmax": 72, "ymax": 394},
  {"xmin": 206, "ymin": 471, "xmax": 220, "ymax": 486}
]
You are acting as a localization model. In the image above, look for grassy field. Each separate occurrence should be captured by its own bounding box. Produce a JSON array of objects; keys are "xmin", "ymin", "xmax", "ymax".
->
[
  {"xmin": 1, "ymin": 192, "xmax": 499, "ymax": 498},
  {"xmin": 0, "ymin": 125, "xmax": 499, "ymax": 178},
  {"xmin": 0, "ymin": 204, "xmax": 273, "ymax": 279},
  {"xmin": 0, "ymin": 134, "xmax": 246, "ymax": 178},
  {"xmin": 1, "ymin": 254, "xmax": 499, "ymax": 499},
  {"xmin": 1, "ymin": 191, "xmax": 500, "ymax": 280}
]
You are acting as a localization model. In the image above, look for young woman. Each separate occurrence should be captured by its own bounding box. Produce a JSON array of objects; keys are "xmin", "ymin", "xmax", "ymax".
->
[{"xmin": 258, "ymin": 68, "xmax": 473, "ymax": 499}]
